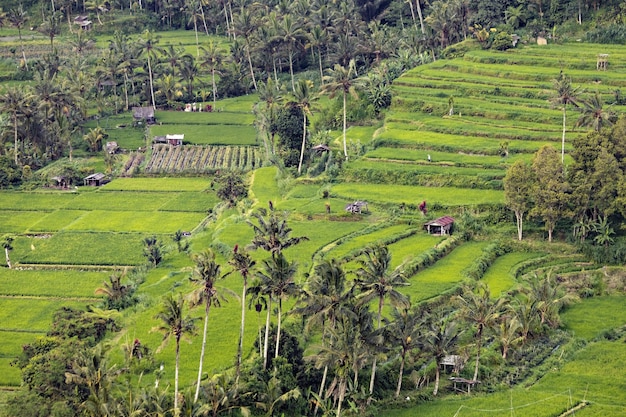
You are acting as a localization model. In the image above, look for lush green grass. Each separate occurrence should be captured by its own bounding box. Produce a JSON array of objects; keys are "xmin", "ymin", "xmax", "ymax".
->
[
  {"xmin": 404, "ymin": 241, "xmax": 488, "ymax": 302},
  {"xmin": 0, "ymin": 298, "xmax": 88, "ymax": 332},
  {"xmin": 560, "ymin": 296, "xmax": 626, "ymax": 340},
  {"xmin": 324, "ymin": 224, "xmax": 419, "ymax": 261},
  {"xmin": 149, "ymin": 123, "xmax": 258, "ymax": 146},
  {"xmin": 64, "ymin": 210, "xmax": 205, "ymax": 233},
  {"xmin": 156, "ymin": 110, "xmax": 255, "ymax": 124},
  {"xmin": 365, "ymin": 147, "xmax": 531, "ymax": 166},
  {"xmin": 250, "ymin": 166, "xmax": 281, "ymax": 203},
  {"xmin": 388, "ymin": 233, "xmax": 446, "ymax": 269},
  {"xmin": 0, "ymin": 211, "xmax": 51, "ymax": 234},
  {"xmin": 0, "ymin": 269, "xmax": 107, "ymax": 298},
  {"xmin": 332, "ymin": 183, "xmax": 504, "ymax": 206},
  {"xmin": 70, "ymin": 191, "xmax": 179, "ymax": 211},
  {"xmin": 14, "ymin": 232, "xmax": 146, "ymax": 266},
  {"xmin": 103, "ymin": 177, "xmax": 211, "ymax": 192},
  {"xmin": 0, "ymin": 191, "xmax": 78, "ymax": 211},
  {"xmin": 27, "ymin": 210, "xmax": 89, "ymax": 233},
  {"xmin": 482, "ymin": 252, "xmax": 545, "ymax": 298}
]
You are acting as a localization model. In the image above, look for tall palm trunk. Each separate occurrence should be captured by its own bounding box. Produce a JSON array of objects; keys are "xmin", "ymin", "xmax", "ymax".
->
[
  {"xmin": 194, "ymin": 301, "xmax": 211, "ymax": 402},
  {"xmin": 473, "ymin": 327, "xmax": 482, "ymax": 381},
  {"xmin": 235, "ymin": 277, "xmax": 247, "ymax": 389},
  {"xmin": 263, "ymin": 298, "xmax": 272, "ymax": 369},
  {"xmin": 342, "ymin": 91, "xmax": 348, "ymax": 160},
  {"xmin": 246, "ymin": 45, "xmax": 258, "ymax": 91},
  {"xmin": 369, "ymin": 297, "xmax": 384, "ymax": 396},
  {"xmin": 318, "ymin": 46, "xmax": 324, "ymax": 86},
  {"xmin": 336, "ymin": 378, "xmax": 347, "ymax": 417},
  {"xmin": 274, "ymin": 299, "xmax": 282, "ymax": 359},
  {"xmin": 211, "ymin": 68, "xmax": 217, "ymax": 108},
  {"xmin": 561, "ymin": 105, "xmax": 566, "ymax": 163},
  {"xmin": 288, "ymin": 51, "xmax": 295, "ymax": 92},
  {"xmin": 147, "ymin": 54, "xmax": 156, "ymax": 110},
  {"xmin": 395, "ymin": 350, "xmax": 406, "ymax": 398},
  {"xmin": 174, "ymin": 335, "xmax": 181, "ymax": 416},
  {"xmin": 433, "ymin": 359, "xmax": 441, "ymax": 395},
  {"xmin": 415, "ymin": 0, "xmax": 425, "ymax": 35},
  {"xmin": 297, "ymin": 112, "xmax": 307, "ymax": 175},
  {"xmin": 12, "ymin": 115, "xmax": 19, "ymax": 165}
]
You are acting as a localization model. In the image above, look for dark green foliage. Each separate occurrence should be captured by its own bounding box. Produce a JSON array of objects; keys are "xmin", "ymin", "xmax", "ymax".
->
[
  {"xmin": 491, "ymin": 31, "xmax": 513, "ymax": 51},
  {"xmin": 215, "ymin": 171, "xmax": 248, "ymax": 207},
  {"xmin": 0, "ymin": 156, "xmax": 22, "ymax": 188},
  {"xmin": 585, "ymin": 24, "xmax": 626, "ymax": 44},
  {"xmin": 274, "ymin": 104, "xmax": 305, "ymax": 167},
  {"xmin": 143, "ymin": 235, "xmax": 164, "ymax": 266},
  {"xmin": 48, "ymin": 306, "xmax": 119, "ymax": 342}
]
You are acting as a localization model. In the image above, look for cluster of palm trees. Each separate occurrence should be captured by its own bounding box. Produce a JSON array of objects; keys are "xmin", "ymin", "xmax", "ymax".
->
[{"xmin": 147, "ymin": 203, "xmax": 576, "ymax": 417}]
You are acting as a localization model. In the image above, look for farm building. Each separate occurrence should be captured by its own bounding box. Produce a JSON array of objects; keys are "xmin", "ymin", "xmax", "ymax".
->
[
  {"xmin": 424, "ymin": 216, "xmax": 455, "ymax": 235},
  {"xmin": 132, "ymin": 107, "xmax": 156, "ymax": 125},
  {"xmin": 152, "ymin": 134, "xmax": 184, "ymax": 146},
  {"xmin": 83, "ymin": 172, "xmax": 108, "ymax": 186},
  {"xmin": 106, "ymin": 141, "xmax": 119, "ymax": 154},
  {"xmin": 73, "ymin": 15, "xmax": 92, "ymax": 30}
]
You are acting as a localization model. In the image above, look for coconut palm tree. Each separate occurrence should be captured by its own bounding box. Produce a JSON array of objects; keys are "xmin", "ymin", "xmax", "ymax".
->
[
  {"xmin": 255, "ymin": 252, "xmax": 299, "ymax": 362},
  {"xmin": 247, "ymin": 203, "xmax": 308, "ymax": 259},
  {"xmin": 388, "ymin": 305, "xmax": 422, "ymax": 398},
  {"xmin": 84, "ymin": 127, "xmax": 106, "ymax": 152},
  {"xmin": 7, "ymin": 5, "xmax": 28, "ymax": 70},
  {"xmin": 353, "ymin": 244, "xmax": 409, "ymax": 397},
  {"xmin": 152, "ymin": 293, "xmax": 198, "ymax": 416},
  {"xmin": 38, "ymin": 11, "xmax": 62, "ymax": 52},
  {"xmin": 272, "ymin": 13, "xmax": 305, "ymax": 92},
  {"xmin": 138, "ymin": 30, "xmax": 161, "ymax": 110},
  {"xmin": 551, "ymin": 71, "xmax": 582, "ymax": 163},
  {"xmin": 292, "ymin": 79, "xmax": 318, "ymax": 175},
  {"xmin": 231, "ymin": 7, "xmax": 259, "ymax": 91},
  {"xmin": 2, "ymin": 235, "xmax": 13, "ymax": 269},
  {"xmin": 421, "ymin": 309, "xmax": 461, "ymax": 396},
  {"xmin": 455, "ymin": 283, "xmax": 504, "ymax": 381},
  {"xmin": 228, "ymin": 245, "xmax": 256, "ymax": 389},
  {"xmin": 321, "ymin": 59, "xmax": 359, "ymax": 161},
  {"xmin": 200, "ymin": 41, "xmax": 225, "ymax": 109},
  {"xmin": 188, "ymin": 249, "xmax": 229, "ymax": 403},
  {"xmin": 294, "ymin": 259, "xmax": 354, "ymax": 414},
  {"xmin": 0, "ymin": 86, "xmax": 31, "ymax": 165},
  {"xmin": 576, "ymin": 91, "xmax": 616, "ymax": 132}
]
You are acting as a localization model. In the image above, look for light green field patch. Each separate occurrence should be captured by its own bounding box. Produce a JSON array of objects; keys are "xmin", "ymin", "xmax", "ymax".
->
[
  {"xmin": 0, "ymin": 298, "xmax": 87, "ymax": 332},
  {"xmin": 0, "ymin": 210, "xmax": 49, "ymax": 233},
  {"xmin": 250, "ymin": 166, "xmax": 281, "ymax": 203},
  {"xmin": 64, "ymin": 210, "xmax": 205, "ymax": 233},
  {"xmin": 332, "ymin": 183, "xmax": 504, "ymax": 206},
  {"xmin": 561, "ymin": 296, "xmax": 626, "ymax": 340},
  {"xmin": 0, "ymin": 191, "xmax": 77, "ymax": 211},
  {"xmin": 0, "ymin": 357, "xmax": 24, "ymax": 386},
  {"xmin": 103, "ymin": 177, "xmax": 211, "ymax": 192},
  {"xmin": 70, "ymin": 191, "xmax": 177, "ymax": 211},
  {"xmin": 149, "ymin": 124, "xmax": 258, "ymax": 146},
  {"xmin": 15, "ymin": 232, "xmax": 145, "ymax": 265},
  {"xmin": 325, "ymin": 224, "xmax": 418, "ymax": 261},
  {"xmin": 156, "ymin": 110, "xmax": 255, "ymax": 125},
  {"xmin": 28, "ymin": 210, "xmax": 88, "ymax": 232},
  {"xmin": 159, "ymin": 192, "xmax": 220, "ymax": 212},
  {"xmin": 406, "ymin": 241, "xmax": 488, "ymax": 302},
  {"xmin": 388, "ymin": 233, "xmax": 445, "ymax": 269},
  {"xmin": 0, "ymin": 268, "xmax": 108, "ymax": 298},
  {"xmin": 483, "ymin": 252, "xmax": 544, "ymax": 297}
]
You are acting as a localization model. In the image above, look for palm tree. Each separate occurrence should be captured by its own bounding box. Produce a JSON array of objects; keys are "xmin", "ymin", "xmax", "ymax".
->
[
  {"xmin": 138, "ymin": 30, "xmax": 161, "ymax": 110},
  {"xmin": 255, "ymin": 252, "xmax": 299, "ymax": 362},
  {"xmin": 522, "ymin": 272, "xmax": 578, "ymax": 329},
  {"xmin": 95, "ymin": 269, "xmax": 132, "ymax": 310},
  {"xmin": 200, "ymin": 41, "xmax": 224, "ymax": 109},
  {"xmin": 228, "ymin": 245, "xmax": 256, "ymax": 389},
  {"xmin": 421, "ymin": 310, "xmax": 461, "ymax": 396},
  {"xmin": 0, "ymin": 86, "xmax": 31, "ymax": 165},
  {"xmin": 292, "ymin": 79, "xmax": 318, "ymax": 175},
  {"xmin": 253, "ymin": 369, "xmax": 301, "ymax": 417},
  {"xmin": 178, "ymin": 59, "xmax": 199, "ymax": 100},
  {"xmin": 321, "ymin": 59, "xmax": 359, "ymax": 161},
  {"xmin": 455, "ymin": 283, "xmax": 504, "ymax": 381},
  {"xmin": 247, "ymin": 203, "xmax": 308, "ymax": 259},
  {"xmin": 576, "ymin": 91, "xmax": 616, "ymax": 132},
  {"xmin": 38, "ymin": 11, "xmax": 62, "ymax": 52},
  {"xmin": 8, "ymin": 5, "xmax": 28, "ymax": 70},
  {"xmin": 188, "ymin": 249, "xmax": 228, "ymax": 403},
  {"xmin": 232, "ymin": 7, "xmax": 259, "ymax": 91},
  {"xmin": 2, "ymin": 235, "xmax": 13, "ymax": 269},
  {"xmin": 354, "ymin": 244, "xmax": 409, "ymax": 397},
  {"xmin": 152, "ymin": 293, "xmax": 198, "ymax": 416},
  {"xmin": 273, "ymin": 13, "xmax": 305, "ymax": 92},
  {"xmin": 388, "ymin": 305, "xmax": 421, "ymax": 397},
  {"xmin": 295, "ymin": 259, "xmax": 354, "ymax": 414},
  {"xmin": 551, "ymin": 71, "xmax": 582, "ymax": 163},
  {"xmin": 496, "ymin": 314, "xmax": 523, "ymax": 360},
  {"xmin": 84, "ymin": 127, "xmax": 106, "ymax": 152}
]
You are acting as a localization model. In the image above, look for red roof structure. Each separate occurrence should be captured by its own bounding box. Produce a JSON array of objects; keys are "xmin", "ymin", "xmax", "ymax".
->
[{"xmin": 424, "ymin": 216, "xmax": 455, "ymax": 235}]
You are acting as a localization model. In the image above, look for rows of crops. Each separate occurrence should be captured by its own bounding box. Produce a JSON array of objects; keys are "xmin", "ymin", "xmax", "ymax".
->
[{"xmin": 143, "ymin": 145, "xmax": 262, "ymax": 173}]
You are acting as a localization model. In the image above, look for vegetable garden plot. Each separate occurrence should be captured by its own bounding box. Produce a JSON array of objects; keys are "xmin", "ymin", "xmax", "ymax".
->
[{"xmin": 144, "ymin": 145, "xmax": 262, "ymax": 173}]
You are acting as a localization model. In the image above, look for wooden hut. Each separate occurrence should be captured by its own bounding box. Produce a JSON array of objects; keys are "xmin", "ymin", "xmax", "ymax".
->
[
  {"xmin": 424, "ymin": 216, "xmax": 455, "ymax": 235},
  {"xmin": 73, "ymin": 15, "xmax": 92, "ymax": 30},
  {"xmin": 165, "ymin": 134, "xmax": 184, "ymax": 146},
  {"xmin": 345, "ymin": 200, "xmax": 368, "ymax": 214},
  {"xmin": 132, "ymin": 107, "xmax": 156, "ymax": 125},
  {"xmin": 83, "ymin": 172, "xmax": 107, "ymax": 186}
]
